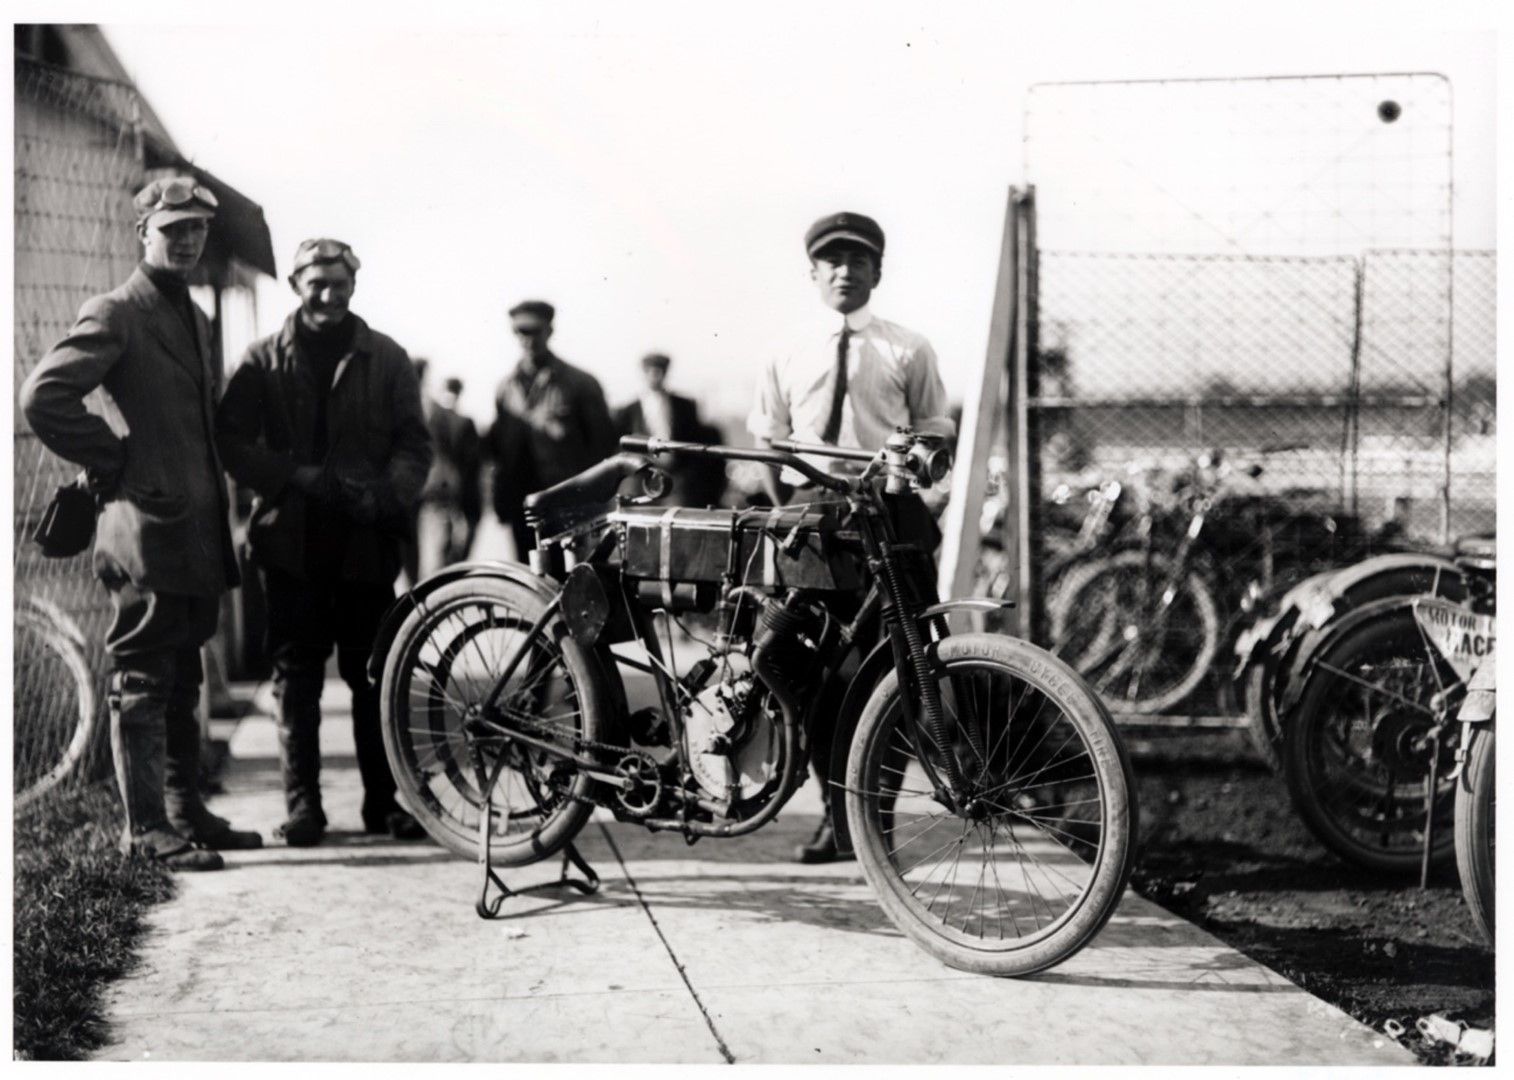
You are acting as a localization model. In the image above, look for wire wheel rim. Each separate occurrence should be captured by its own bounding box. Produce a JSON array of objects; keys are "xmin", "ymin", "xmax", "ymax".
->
[
  {"xmin": 394, "ymin": 596, "xmax": 586, "ymax": 844},
  {"xmin": 857, "ymin": 658, "xmax": 1111, "ymax": 952}
]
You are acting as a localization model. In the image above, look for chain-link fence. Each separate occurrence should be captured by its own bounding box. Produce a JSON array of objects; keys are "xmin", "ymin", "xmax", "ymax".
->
[
  {"xmin": 14, "ymin": 58, "xmax": 147, "ymax": 805},
  {"xmin": 1009, "ymin": 73, "xmax": 1493, "ymax": 719}
]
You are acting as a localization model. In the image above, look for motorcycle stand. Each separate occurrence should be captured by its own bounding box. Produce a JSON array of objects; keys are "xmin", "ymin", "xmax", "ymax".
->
[{"xmin": 474, "ymin": 756, "xmax": 600, "ymax": 920}]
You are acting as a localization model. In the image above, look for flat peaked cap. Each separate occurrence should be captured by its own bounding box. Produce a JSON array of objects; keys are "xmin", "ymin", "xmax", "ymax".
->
[
  {"xmin": 509, "ymin": 300, "xmax": 556, "ymax": 323},
  {"xmin": 640, "ymin": 352, "xmax": 671, "ymax": 369},
  {"xmin": 805, "ymin": 211, "xmax": 885, "ymax": 258}
]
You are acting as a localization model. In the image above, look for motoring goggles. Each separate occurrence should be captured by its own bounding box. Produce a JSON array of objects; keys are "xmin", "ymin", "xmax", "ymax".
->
[
  {"xmin": 133, "ymin": 177, "xmax": 219, "ymax": 222},
  {"xmin": 291, "ymin": 238, "xmax": 362, "ymax": 276}
]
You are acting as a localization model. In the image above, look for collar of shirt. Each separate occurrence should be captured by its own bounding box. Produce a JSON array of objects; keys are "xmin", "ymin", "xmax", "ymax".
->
[{"xmin": 842, "ymin": 304, "xmax": 874, "ymax": 334}]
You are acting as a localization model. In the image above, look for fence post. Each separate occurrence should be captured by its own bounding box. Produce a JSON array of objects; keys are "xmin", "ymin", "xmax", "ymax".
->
[{"xmin": 939, "ymin": 186, "xmax": 1021, "ymax": 625}]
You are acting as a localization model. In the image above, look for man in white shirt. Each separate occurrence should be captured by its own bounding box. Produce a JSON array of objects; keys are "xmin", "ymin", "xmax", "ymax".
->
[{"xmin": 747, "ymin": 211, "xmax": 954, "ymax": 862}]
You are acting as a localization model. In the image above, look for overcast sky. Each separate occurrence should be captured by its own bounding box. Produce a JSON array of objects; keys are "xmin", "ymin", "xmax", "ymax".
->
[{"xmin": 84, "ymin": 1, "xmax": 1499, "ymax": 426}]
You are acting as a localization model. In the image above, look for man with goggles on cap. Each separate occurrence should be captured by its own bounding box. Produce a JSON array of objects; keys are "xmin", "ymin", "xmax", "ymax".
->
[
  {"xmin": 217, "ymin": 237, "xmax": 432, "ymax": 846},
  {"xmin": 747, "ymin": 211, "xmax": 954, "ymax": 864},
  {"xmin": 22, "ymin": 176, "xmax": 259, "ymax": 870}
]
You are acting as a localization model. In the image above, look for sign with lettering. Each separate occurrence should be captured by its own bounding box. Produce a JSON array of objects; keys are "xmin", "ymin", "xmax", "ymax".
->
[{"xmin": 1411, "ymin": 597, "xmax": 1496, "ymax": 683}]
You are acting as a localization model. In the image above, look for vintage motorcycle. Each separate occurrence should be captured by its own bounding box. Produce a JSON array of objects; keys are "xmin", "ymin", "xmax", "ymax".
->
[{"xmin": 372, "ymin": 429, "xmax": 1137, "ymax": 976}]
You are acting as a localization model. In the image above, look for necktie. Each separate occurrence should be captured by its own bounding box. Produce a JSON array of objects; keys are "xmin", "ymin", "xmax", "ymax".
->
[{"xmin": 821, "ymin": 325, "xmax": 850, "ymax": 444}]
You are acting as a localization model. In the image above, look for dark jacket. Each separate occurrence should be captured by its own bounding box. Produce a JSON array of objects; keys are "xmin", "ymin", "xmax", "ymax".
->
[
  {"xmin": 612, "ymin": 391, "xmax": 702, "ymax": 443},
  {"xmin": 489, "ymin": 353, "xmax": 616, "ymax": 500},
  {"xmin": 20, "ymin": 266, "xmax": 239, "ymax": 597},
  {"xmin": 423, "ymin": 401, "xmax": 482, "ymax": 524},
  {"xmin": 216, "ymin": 312, "xmax": 432, "ymax": 583}
]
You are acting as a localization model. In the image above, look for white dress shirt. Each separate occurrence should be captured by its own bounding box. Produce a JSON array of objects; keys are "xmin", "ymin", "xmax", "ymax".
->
[
  {"xmin": 748, "ymin": 305, "xmax": 953, "ymax": 478},
  {"xmin": 638, "ymin": 389, "xmax": 674, "ymax": 440}
]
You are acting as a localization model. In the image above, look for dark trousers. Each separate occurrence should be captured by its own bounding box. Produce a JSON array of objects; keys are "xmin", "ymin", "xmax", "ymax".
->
[
  {"xmin": 104, "ymin": 582, "xmax": 220, "ymax": 848},
  {"xmin": 777, "ymin": 488, "xmax": 941, "ymax": 815},
  {"xmin": 261, "ymin": 567, "xmax": 398, "ymax": 821}
]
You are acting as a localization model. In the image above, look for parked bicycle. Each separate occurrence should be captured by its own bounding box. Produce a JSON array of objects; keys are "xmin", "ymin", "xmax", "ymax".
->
[
  {"xmin": 1048, "ymin": 447, "xmax": 1369, "ymax": 715},
  {"xmin": 374, "ymin": 429, "xmax": 1138, "ymax": 976}
]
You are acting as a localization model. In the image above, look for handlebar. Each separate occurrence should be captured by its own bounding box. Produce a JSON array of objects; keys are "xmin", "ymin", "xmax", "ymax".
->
[{"xmin": 617, "ymin": 435, "xmax": 852, "ymax": 493}]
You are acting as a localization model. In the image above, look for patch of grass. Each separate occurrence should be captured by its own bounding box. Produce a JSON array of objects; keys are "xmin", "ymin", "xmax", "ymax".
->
[{"xmin": 13, "ymin": 783, "xmax": 174, "ymax": 1061}]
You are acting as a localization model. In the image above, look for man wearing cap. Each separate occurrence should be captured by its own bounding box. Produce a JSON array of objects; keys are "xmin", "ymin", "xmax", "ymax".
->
[
  {"xmin": 21, "ymin": 176, "xmax": 260, "ymax": 869},
  {"xmin": 486, "ymin": 300, "xmax": 616, "ymax": 557},
  {"xmin": 748, "ymin": 211, "xmax": 954, "ymax": 863},
  {"xmin": 217, "ymin": 238, "xmax": 432, "ymax": 846},
  {"xmin": 613, "ymin": 352, "xmax": 718, "ymax": 506}
]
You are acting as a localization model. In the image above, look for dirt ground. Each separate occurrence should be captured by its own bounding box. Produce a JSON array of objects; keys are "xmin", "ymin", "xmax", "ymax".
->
[{"xmin": 1127, "ymin": 731, "xmax": 1495, "ymax": 1066}]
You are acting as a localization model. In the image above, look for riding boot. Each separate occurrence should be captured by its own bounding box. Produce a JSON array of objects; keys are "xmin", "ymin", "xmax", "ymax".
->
[
  {"xmin": 163, "ymin": 680, "xmax": 263, "ymax": 850},
  {"xmin": 109, "ymin": 666, "xmax": 223, "ymax": 871},
  {"xmin": 274, "ymin": 671, "xmax": 326, "ymax": 845}
]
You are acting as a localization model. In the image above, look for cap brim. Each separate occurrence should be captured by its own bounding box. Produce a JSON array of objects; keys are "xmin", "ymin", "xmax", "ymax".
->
[
  {"xmin": 807, "ymin": 229, "xmax": 882, "ymax": 257},
  {"xmin": 145, "ymin": 206, "xmax": 215, "ymax": 227}
]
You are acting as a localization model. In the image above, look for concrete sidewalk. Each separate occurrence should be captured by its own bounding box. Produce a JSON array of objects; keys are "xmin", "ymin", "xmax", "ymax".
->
[{"xmin": 97, "ymin": 681, "xmax": 1412, "ymax": 1065}]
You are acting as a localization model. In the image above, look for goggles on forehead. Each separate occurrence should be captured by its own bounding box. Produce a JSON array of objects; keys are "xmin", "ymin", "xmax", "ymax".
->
[
  {"xmin": 147, "ymin": 178, "xmax": 219, "ymax": 212},
  {"xmin": 292, "ymin": 238, "xmax": 362, "ymax": 275}
]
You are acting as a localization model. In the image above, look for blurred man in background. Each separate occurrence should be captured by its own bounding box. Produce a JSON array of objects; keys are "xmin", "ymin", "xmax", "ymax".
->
[
  {"xmin": 613, "ymin": 351, "xmax": 725, "ymax": 506},
  {"xmin": 487, "ymin": 300, "xmax": 615, "ymax": 558},
  {"xmin": 408, "ymin": 360, "xmax": 482, "ymax": 581},
  {"xmin": 217, "ymin": 238, "xmax": 432, "ymax": 846},
  {"xmin": 748, "ymin": 210, "xmax": 953, "ymax": 864},
  {"xmin": 21, "ymin": 177, "xmax": 259, "ymax": 869}
]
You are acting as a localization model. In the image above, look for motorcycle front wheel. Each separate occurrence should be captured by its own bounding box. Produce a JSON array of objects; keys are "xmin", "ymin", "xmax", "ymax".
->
[
  {"xmin": 1454, "ymin": 725, "xmax": 1494, "ymax": 945},
  {"xmin": 379, "ymin": 576, "xmax": 614, "ymax": 864},
  {"xmin": 845, "ymin": 633, "xmax": 1137, "ymax": 976}
]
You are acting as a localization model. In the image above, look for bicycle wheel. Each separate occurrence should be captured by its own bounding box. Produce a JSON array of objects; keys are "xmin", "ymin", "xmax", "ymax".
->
[
  {"xmin": 1454, "ymin": 725, "xmax": 1494, "ymax": 945},
  {"xmin": 379, "ymin": 576, "xmax": 613, "ymax": 864},
  {"xmin": 1049, "ymin": 550, "xmax": 1220, "ymax": 714},
  {"xmin": 1284, "ymin": 608, "xmax": 1458, "ymax": 872},
  {"xmin": 845, "ymin": 633, "xmax": 1137, "ymax": 976},
  {"xmin": 14, "ymin": 599, "xmax": 98, "ymax": 810}
]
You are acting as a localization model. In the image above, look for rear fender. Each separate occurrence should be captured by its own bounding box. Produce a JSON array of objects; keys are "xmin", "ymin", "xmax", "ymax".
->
[
  {"xmin": 1260, "ymin": 554, "xmax": 1470, "ymax": 699},
  {"xmin": 366, "ymin": 560, "xmax": 560, "ymax": 680},
  {"xmin": 1277, "ymin": 595, "xmax": 1427, "ymax": 717}
]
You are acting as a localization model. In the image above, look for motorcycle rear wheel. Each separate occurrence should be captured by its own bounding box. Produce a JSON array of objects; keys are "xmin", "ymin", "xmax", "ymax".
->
[
  {"xmin": 1454, "ymin": 725, "xmax": 1494, "ymax": 945},
  {"xmin": 845, "ymin": 633, "xmax": 1137, "ymax": 976},
  {"xmin": 1284, "ymin": 608, "xmax": 1458, "ymax": 872},
  {"xmin": 379, "ymin": 576, "xmax": 613, "ymax": 864}
]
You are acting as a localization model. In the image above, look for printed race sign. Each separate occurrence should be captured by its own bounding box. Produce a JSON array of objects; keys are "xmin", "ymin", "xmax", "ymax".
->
[{"xmin": 1411, "ymin": 597, "xmax": 1496, "ymax": 683}]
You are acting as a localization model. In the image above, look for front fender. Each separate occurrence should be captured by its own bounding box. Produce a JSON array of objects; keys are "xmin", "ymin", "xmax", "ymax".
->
[{"xmin": 366, "ymin": 560, "xmax": 559, "ymax": 680}]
